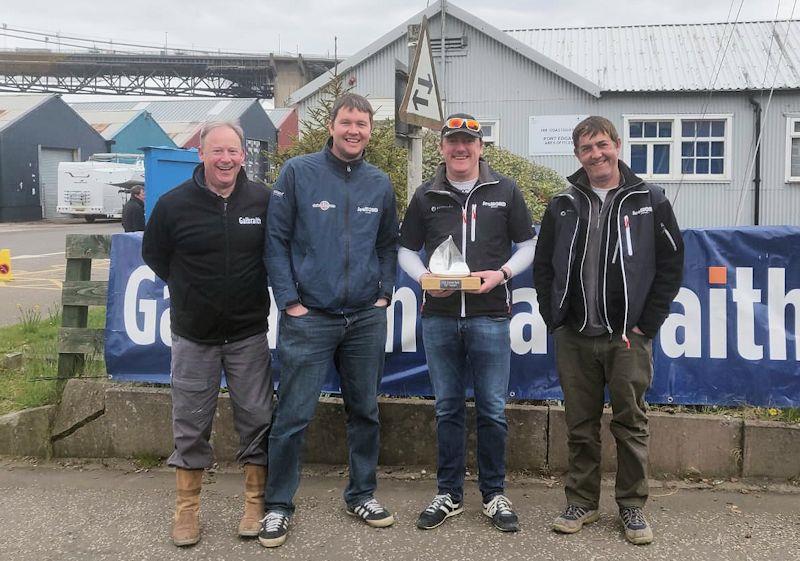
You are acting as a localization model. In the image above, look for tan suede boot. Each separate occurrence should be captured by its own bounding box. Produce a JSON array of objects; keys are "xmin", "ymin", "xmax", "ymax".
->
[
  {"xmin": 172, "ymin": 468, "xmax": 202, "ymax": 547},
  {"xmin": 238, "ymin": 464, "xmax": 267, "ymax": 537}
]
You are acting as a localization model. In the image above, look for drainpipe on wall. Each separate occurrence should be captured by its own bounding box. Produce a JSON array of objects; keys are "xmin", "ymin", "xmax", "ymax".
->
[{"xmin": 749, "ymin": 96, "xmax": 762, "ymax": 226}]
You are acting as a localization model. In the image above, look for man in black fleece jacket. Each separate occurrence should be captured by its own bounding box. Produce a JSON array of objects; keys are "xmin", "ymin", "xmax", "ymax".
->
[{"xmin": 142, "ymin": 121, "xmax": 272, "ymax": 547}]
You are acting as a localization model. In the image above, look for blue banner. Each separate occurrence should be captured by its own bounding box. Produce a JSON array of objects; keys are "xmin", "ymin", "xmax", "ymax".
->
[{"xmin": 105, "ymin": 227, "xmax": 800, "ymax": 406}]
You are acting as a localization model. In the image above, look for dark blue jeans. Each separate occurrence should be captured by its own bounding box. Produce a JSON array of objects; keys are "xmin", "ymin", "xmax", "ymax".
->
[
  {"xmin": 265, "ymin": 306, "xmax": 387, "ymax": 514},
  {"xmin": 421, "ymin": 315, "xmax": 511, "ymax": 503}
]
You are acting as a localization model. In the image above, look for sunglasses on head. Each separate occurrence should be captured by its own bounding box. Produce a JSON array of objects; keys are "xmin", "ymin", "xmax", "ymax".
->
[{"xmin": 444, "ymin": 118, "xmax": 481, "ymax": 132}]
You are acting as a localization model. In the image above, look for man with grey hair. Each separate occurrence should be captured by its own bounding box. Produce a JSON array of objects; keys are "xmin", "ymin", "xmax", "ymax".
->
[{"xmin": 143, "ymin": 121, "xmax": 273, "ymax": 547}]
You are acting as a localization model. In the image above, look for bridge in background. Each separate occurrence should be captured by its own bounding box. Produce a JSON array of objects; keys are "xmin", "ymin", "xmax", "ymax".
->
[{"xmin": 0, "ymin": 50, "xmax": 337, "ymax": 104}]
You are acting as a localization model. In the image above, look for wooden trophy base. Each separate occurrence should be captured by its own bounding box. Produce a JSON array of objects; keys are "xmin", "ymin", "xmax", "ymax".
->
[{"xmin": 421, "ymin": 275, "xmax": 481, "ymax": 291}]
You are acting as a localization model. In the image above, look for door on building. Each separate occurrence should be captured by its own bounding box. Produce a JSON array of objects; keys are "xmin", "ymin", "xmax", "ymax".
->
[
  {"xmin": 245, "ymin": 139, "xmax": 270, "ymax": 183},
  {"xmin": 39, "ymin": 147, "xmax": 76, "ymax": 219}
]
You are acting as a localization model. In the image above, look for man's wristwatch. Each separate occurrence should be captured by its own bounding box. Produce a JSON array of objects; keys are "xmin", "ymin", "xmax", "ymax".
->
[{"xmin": 500, "ymin": 268, "xmax": 510, "ymax": 283}]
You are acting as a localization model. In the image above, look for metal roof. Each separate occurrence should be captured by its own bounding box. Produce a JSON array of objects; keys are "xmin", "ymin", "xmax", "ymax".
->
[
  {"xmin": 266, "ymin": 108, "xmax": 293, "ymax": 128},
  {"xmin": 505, "ymin": 20, "xmax": 800, "ymax": 92},
  {"xmin": 0, "ymin": 93, "xmax": 54, "ymax": 132},
  {"xmin": 69, "ymin": 98, "xmax": 259, "ymax": 146},
  {"xmin": 70, "ymin": 108, "xmax": 142, "ymax": 139},
  {"xmin": 288, "ymin": 0, "xmax": 600, "ymax": 105}
]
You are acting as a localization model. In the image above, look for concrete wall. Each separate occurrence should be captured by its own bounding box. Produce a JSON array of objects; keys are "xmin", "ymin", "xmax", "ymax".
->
[{"xmin": 4, "ymin": 379, "xmax": 799, "ymax": 481}]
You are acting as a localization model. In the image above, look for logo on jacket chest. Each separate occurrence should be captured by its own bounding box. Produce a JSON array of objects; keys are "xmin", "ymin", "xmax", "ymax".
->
[
  {"xmin": 238, "ymin": 216, "xmax": 262, "ymax": 225},
  {"xmin": 430, "ymin": 204, "xmax": 454, "ymax": 213},
  {"xmin": 312, "ymin": 200, "xmax": 336, "ymax": 211},
  {"xmin": 482, "ymin": 201, "xmax": 507, "ymax": 209},
  {"xmin": 357, "ymin": 206, "xmax": 379, "ymax": 214}
]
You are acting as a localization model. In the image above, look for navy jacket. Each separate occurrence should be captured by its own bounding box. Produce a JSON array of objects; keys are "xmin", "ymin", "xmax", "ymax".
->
[{"xmin": 266, "ymin": 140, "xmax": 399, "ymax": 313}]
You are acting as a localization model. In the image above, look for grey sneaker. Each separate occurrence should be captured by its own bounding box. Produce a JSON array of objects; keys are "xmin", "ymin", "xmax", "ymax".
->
[
  {"xmin": 620, "ymin": 506, "xmax": 653, "ymax": 545},
  {"xmin": 258, "ymin": 511, "xmax": 290, "ymax": 548},
  {"xmin": 552, "ymin": 504, "xmax": 600, "ymax": 534},
  {"xmin": 346, "ymin": 498, "xmax": 395, "ymax": 528}
]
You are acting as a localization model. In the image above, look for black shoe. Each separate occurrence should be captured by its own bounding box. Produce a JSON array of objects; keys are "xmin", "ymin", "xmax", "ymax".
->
[
  {"xmin": 258, "ymin": 511, "xmax": 290, "ymax": 548},
  {"xmin": 620, "ymin": 506, "xmax": 653, "ymax": 545},
  {"xmin": 416, "ymin": 493, "xmax": 464, "ymax": 530},
  {"xmin": 346, "ymin": 497, "xmax": 395, "ymax": 528},
  {"xmin": 482, "ymin": 494, "xmax": 519, "ymax": 532}
]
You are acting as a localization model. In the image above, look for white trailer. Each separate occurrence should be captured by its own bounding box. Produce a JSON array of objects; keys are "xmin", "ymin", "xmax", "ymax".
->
[{"xmin": 57, "ymin": 153, "xmax": 145, "ymax": 222}]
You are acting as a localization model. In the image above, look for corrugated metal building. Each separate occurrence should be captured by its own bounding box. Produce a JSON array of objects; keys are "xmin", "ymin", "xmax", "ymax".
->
[
  {"xmin": 0, "ymin": 94, "xmax": 107, "ymax": 221},
  {"xmin": 71, "ymin": 108, "xmax": 177, "ymax": 154},
  {"xmin": 289, "ymin": 1, "xmax": 800, "ymax": 227},
  {"xmin": 70, "ymin": 98, "xmax": 277, "ymax": 182}
]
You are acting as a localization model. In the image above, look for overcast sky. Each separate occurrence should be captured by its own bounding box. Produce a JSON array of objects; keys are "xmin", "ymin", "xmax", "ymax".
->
[{"xmin": 2, "ymin": 0, "xmax": 797, "ymax": 57}]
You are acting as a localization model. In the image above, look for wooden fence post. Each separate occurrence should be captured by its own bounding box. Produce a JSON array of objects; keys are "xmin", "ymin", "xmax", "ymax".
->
[{"xmin": 56, "ymin": 234, "xmax": 111, "ymax": 378}]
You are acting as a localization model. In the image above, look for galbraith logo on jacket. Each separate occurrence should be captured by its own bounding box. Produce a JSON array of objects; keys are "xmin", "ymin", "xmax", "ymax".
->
[
  {"xmin": 238, "ymin": 216, "xmax": 262, "ymax": 225},
  {"xmin": 312, "ymin": 200, "xmax": 336, "ymax": 211}
]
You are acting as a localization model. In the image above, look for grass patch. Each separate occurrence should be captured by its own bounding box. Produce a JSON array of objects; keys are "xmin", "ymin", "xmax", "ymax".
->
[
  {"xmin": 133, "ymin": 452, "xmax": 164, "ymax": 469},
  {"xmin": 0, "ymin": 306, "xmax": 106, "ymax": 416},
  {"xmin": 652, "ymin": 404, "xmax": 800, "ymax": 425}
]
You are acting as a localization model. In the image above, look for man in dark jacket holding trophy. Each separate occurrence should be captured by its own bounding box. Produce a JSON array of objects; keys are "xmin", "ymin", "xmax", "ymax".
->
[{"xmin": 398, "ymin": 114, "xmax": 534, "ymax": 533}]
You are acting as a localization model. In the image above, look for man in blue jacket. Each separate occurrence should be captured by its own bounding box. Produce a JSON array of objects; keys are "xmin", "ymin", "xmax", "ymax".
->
[{"xmin": 259, "ymin": 93, "xmax": 399, "ymax": 548}]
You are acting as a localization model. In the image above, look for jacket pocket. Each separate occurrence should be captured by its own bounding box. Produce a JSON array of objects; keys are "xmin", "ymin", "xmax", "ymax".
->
[{"xmin": 623, "ymin": 215, "xmax": 633, "ymax": 256}]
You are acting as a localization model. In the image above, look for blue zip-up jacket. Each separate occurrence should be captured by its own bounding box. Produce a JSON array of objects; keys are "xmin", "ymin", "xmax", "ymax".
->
[{"xmin": 265, "ymin": 140, "xmax": 399, "ymax": 313}]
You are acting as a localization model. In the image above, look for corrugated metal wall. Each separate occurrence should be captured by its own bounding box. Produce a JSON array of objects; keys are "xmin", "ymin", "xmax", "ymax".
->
[{"xmin": 298, "ymin": 13, "xmax": 800, "ymax": 227}]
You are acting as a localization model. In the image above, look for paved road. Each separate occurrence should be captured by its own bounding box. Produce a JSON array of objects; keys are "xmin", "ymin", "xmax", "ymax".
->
[
  {"xmin": 0, "ymin": 459, "xmax": 798, "ymax": 561},
  {"xmin": 0, "ymin": 220, "xmax": 121, "ymax": 326}
]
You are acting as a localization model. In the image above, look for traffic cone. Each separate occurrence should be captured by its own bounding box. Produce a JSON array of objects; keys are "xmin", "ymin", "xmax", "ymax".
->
[{"xmin": 0, "ymin": 249, "xmax": 12, "ymax": 282}]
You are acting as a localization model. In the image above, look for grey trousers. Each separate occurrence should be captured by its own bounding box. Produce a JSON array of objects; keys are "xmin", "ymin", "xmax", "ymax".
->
[
  {"xmin": 554, "ymin": 325, "xmax": 653, "ymax": 509},
  {"xmin": 168, "ymin": 331, "xmax": 273, "ymax": 469}
]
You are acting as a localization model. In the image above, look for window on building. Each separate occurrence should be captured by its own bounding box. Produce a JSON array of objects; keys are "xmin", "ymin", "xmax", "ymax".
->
[
  {"xmin": 478, "ymin": 119, "xmax": 499, "ymax": 146},
  {"xmin": 786, "ymin": 117, "xmax": 800, "ymax": 182},
  {"xmin": 623, "ymin": 115, "xmax": 731, "ymax": 180}
]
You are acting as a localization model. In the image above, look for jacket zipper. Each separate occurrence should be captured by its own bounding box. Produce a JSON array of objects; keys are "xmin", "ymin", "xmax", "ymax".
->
[
  {"xmin": 470, "ymin": 203, "xmax": 477, "ymax": 242},
  {"xmin": 575, "ymin": 189, "xmax": 592, "ymax": 331},
  {"xmin": 660, "ymin": 222, "xmax": 678, "ymax": 251},
  {"xmin": 343, "ymin": 164, "xmax": 351, "ymax": 305},
  {"xmin": 624, "ymin": 215, "xmax": 633, "ymax": 256},
  {"xmin": 614, "ymin": 189, "xmax": 648, "ymax": 347},
  {"xmin": 555, "ymin": 193, "xmax": 579, "ymax": 310},
  {"xmin": 222, "ymin": 198, "xmax": 230, "ymax": 343}
]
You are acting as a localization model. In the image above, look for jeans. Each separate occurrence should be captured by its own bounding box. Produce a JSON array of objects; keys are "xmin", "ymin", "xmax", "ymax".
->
[
  {"xmin": 421, "ymin": 315, "xmax": 511, "ymax": 503},
  {"xmin": 265, "ymin": 306, "xmax": 387, "ymax": 514}
]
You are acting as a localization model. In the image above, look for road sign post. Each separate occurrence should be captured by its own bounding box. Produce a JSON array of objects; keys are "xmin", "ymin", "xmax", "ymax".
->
[{"xmin": 399, "ymin": 17, "xmax": 444, "ymax": 203}]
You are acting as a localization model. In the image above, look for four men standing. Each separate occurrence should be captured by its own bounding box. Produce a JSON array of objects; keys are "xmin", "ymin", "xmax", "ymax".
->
[{"xmin": 143, "ymin": 107, "xmax": 682, "ymax": 546}]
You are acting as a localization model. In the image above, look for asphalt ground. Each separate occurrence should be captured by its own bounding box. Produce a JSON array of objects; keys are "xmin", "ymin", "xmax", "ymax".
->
[
  {"xmin": 0, "ymin": 458, "xmax": 798, "ymax": 561},
  {"xmin": 0, "ymin": 220, "xmax": 120, "ymax": 326}
]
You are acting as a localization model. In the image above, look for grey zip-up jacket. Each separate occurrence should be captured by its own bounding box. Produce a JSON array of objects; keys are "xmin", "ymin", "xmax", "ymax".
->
[{"xmin": 533, "ymin": 161, "xmax": 684, "ymax": 339}]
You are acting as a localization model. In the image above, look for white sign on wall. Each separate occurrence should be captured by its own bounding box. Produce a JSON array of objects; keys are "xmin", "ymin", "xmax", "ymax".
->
[{"xmin": 529, "ymin": 115, "xmax": 588, "ymax": 156}]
